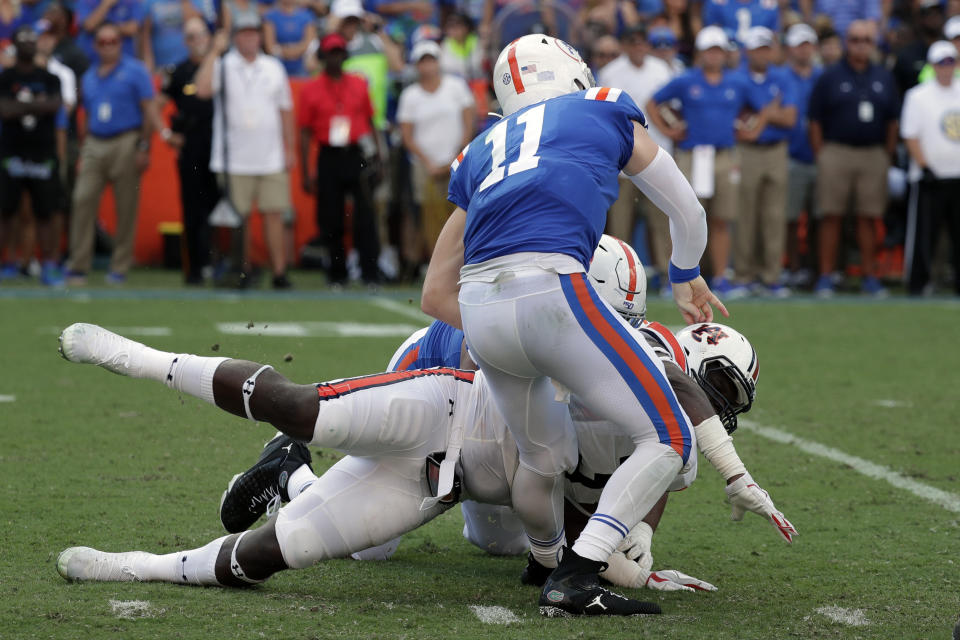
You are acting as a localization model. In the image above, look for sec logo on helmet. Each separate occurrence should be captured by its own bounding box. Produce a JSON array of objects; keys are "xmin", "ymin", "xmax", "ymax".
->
[{"xmin": 502, "ymin": 72, "xmax": 512, "ymax": 86}]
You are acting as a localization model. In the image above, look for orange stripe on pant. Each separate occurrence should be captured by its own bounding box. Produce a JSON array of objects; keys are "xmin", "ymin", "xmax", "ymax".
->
[
  {"xmin": 569, "ymin": 274, "xmax": 687, "ymax": 457},
  {"xmin": 317, "ymin": 367, "xmax": 474, "ymax": 399}
]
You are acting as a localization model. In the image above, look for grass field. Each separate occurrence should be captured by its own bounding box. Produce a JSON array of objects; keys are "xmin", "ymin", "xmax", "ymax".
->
[{"xmin": 2, "ymin": 272, "xmax": 959, "ymax": 639}]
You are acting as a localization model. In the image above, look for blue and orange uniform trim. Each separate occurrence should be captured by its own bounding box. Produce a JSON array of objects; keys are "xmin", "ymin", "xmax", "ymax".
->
[
  {"xmin": 316, "ymin": 368, "xmax": 475, "ymax": 401},
  {"xmin": 559, "ymin": 272, "xmax": 692, "ymax": 463}
]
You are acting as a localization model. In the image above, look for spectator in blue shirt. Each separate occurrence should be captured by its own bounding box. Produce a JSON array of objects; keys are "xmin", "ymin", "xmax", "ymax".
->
[
  {"xmin": 782, "ymin": 22, "xmax": 822, "ymax": 287},
  {"xmin": 702, "ymin": 0, "xmax": 779, "ymax": 43},
  {"xmin": 647, "ymin": 25, "xmax": 767, "ymax": 295},
  {"xmin": 263, "ymin": 0, "xmax": 315, "ymax": 77},
  {"xmin": 67, "ymin": 22, "xmax": 165, "ymax": 285},
  {"xmin": 142, "ymin": 0, "xmax": 198, "ymax": 73},
  {"xmin": 732, "ymin": 26, "xmax": 796, "ymax": 296},
  {"xmin": 807, "ymin": 19, "xmax": 899, "ymax": 297},
  {"xmin": 813, "ymin": 0, "xmax": 881, "ymax": 37},
  {"xmin": 75, "ymin": 0, "xmax": 144, "ymax": 62}
]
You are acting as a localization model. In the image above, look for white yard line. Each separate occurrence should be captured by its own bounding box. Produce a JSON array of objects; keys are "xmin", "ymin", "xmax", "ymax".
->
[
  {"xmin": 368, "ymin": 297, "xmax": 432, "ymax": 324},
  {"xmin": 216, "ymin": 321, "xmax": 420, "ymax": 338},
  {"xmin": 0, "ymin": 395, "xmax": 15, "ymax": 403},
  {"xmin": 109, "ymin": 600, "xmax": 159, "ymax": 619},
  {"xmin": 469, "ymin": 605, "xmax": 521, "ymax": 625},
  {"xmin": 815, "ymin": 605, "xmax": 870, "ymax": 626},
  {"xmin": 740, "ymin": 419, "xmax": 960, "ymax": 514}
]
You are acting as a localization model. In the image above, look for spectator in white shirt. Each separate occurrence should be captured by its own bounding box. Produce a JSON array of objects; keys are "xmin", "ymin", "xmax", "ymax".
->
[
  {"xmin": 597, "ymin": 25, "xmax": 675, "ymax": 293},
  {"xmin": 195, "ymin": 14, "xmax": 296, "ymax": 289},
  {"xmin": 900, "ymin": 40, "xmax": 960, "ymax": 296},
  {"xmin": 397, "ymin": 39, "xmax": 474, "ymax": 259}
]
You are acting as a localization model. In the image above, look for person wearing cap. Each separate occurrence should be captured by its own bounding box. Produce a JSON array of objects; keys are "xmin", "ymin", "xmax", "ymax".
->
[
  {"xmin": 808, "ymin": 19, "xmax": 899, "ymax": 297},
  {"xmin": 900, "ymin": 40, "xmax": 960, "ymax": 296},
  {"xmin": 264, "ymin": 0, "xmax": 316, "ymax": 77},
  {"xmin": 917, "ymin": 15, "xmax": 960, "ymax": 83},
  {"xmin": 598, "ymin": 25, "xmax": 675, "ymax": 291},
  {"xmin": 161, "ymin": 17, "xmax": 219, "ymax": 285},
  {"xmin": 702, "ymin": 0, "xmax": 779, "ymax": 44},
  {"xmin": 892, "ymin": 0, "xmax": 944, "ymax": 96},
  {"xmin": 782, "ymin": 22, "xmax": 822, "ymax": 288},
  {"xmin": 647, "ymin": 25, "xmax": 767, "ymax": 296},
  {"xmin": 298, "ymin": 32, "xmax": 383, "ymax": 287},
  {"xmin": 74, "ymin": 0, "xmax": 144, "ymax": 63},
  {"xmin": 0, "ymin": 25, "xmax": 63, "ymax": 285},
  {"xmin": 397, "ymin": 38, "xmax": 474, "ymax": 261},
  {"xmin": 648, "ymin": 26, "xmax": 684, "ymax": 73},
  {"xmin": 68, "ymin": 22, "xmax": 165, "ymax": 286},
  {"xmin": 195, "ymin": 15, "xmax": 297, "ymax": 289},
  {"xmin": 730, "ymin": 25, "xmax": 796, "ymax": 297}
]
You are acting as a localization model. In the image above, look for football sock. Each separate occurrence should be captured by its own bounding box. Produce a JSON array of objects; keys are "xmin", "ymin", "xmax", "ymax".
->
[
  {"xmin": 135, "ymin": 535, "xmax": 230, "ymax": 585},
  {"xmin": 512, "ymin": 466, "xmax": 566, "ymax": 569},
  {"xmin": 572, "ymin": 442, "xmax": 680, "ymax": 563},
  {"xmin": 165, "ymin": 354, "xmax": 229, "ymax": 405},
  {"xmin": 287, "ymin": 464, "xmax": 318, "ymax": 500}
]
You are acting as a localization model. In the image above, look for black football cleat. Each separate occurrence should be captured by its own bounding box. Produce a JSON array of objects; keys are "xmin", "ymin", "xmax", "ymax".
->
[
  {"xmin": 538, "ymin": 550, "xmax": 662, "ymax": 617},
  {"xmin": 219, "ymin": 434, "xmax": 313, "ymax": 533},
  {"xmin": 520, "ymin": 552, "xmax": 553, "ymax": 587}
]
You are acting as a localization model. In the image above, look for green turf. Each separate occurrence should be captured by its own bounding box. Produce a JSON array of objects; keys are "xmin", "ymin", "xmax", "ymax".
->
[{"xmin": 2, "ymin": 273, "xmax": 958, "ymax": 639}]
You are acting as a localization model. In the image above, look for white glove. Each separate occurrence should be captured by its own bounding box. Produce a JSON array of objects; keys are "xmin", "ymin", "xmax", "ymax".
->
[
  {"xmin": 617, "ymin": 521, "xmax": 653, "ymax": 568},
  {"xmin": 600, "ymin": 552, "xmax": 717, "ymax": 592},
  {"xmin": 725, "ymin": 472, "xmax": 798, "ymax": 543},
  {"xmin": 645, "ymin": 569, "xmax": 717, "ymax": 592}
]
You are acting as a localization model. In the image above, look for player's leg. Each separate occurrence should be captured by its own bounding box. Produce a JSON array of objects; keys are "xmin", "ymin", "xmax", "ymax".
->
[{"xmin": 58, "ymin": 325, "xmax": 462, "ymax": 453}]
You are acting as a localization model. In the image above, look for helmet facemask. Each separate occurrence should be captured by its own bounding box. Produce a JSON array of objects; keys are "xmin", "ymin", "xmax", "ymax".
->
[{"xmin": 694, "ymin": 355, "xmax": 755, "ymax": 435}]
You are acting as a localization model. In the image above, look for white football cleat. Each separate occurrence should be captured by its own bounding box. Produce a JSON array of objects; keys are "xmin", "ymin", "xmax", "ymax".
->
[
  {"xmin": 58, "ymin": 323, "xmax": 147, "ymax": 377},
  {"xmin": 57, "ymin": 546, "xmax": 151, "ymax": 582}
]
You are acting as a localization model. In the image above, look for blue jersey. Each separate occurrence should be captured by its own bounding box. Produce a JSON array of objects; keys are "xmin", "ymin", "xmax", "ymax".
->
[
  {"xmin": 702, "ymin": 0, "xmax": 779, "ymax": 40},
  {"xmin": 784, "ymin": 64, "xmax": 822, "ymax": 163},
  {"xmin": 264, "ymin": 8, "xmax": 314, "ymax": 76},
  {"xmin": 735, "ymin": 65, "xmax": 797, "ymax": 145},
  {"xmin": 391, "ymin": 320, "xmax": 465, "ymax": 371},
  {"xmin": 653, "ymin": 68, "xmax": 764, "ymax": 150},
  {"xmin": 448, "ymin": 88, "xmax": 645, "ymax": 269}
]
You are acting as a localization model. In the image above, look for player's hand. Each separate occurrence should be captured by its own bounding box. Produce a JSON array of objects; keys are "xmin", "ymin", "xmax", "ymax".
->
[
  {"xmin": 725, "ymin": 472, "xmax": 798, "ymax": 543},
  {"xmin": 601, "ymin": 552, "xmax": 716, "ymax": 592},
  {"xmin": 645, "ymin": 570, "xmax": 717, "ymax": 592},
  {"xmin": 617, "ymin": 521, "xmax": 653, "ymax": 568},
  {"xmin": 673, "ymin": 275, "xmax": 729, "ymax": 324}
]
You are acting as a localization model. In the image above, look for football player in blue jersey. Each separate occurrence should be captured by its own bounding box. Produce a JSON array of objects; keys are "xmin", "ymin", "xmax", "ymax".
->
[{"xmin": 420, "ymin": 33, "xmax": 727, "ymax": 617}]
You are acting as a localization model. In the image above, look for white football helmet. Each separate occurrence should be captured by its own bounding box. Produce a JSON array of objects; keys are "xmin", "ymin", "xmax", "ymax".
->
[
  {"xmin": 676, "ymin": 323, "xmax": 758, "ymax": 434},
  {"xmin": 492, "ymin": 34, "xmax": 595, "ymax": 116},
  {"xmin": 588, "ymin": 234, "xmax": 647, "ymax": 327}
]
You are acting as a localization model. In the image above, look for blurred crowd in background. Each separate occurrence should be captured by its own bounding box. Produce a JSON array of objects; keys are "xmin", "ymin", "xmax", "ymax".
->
[{"xmin": 0, "ymin": 0, "xmax": 958, "ymax": 296}]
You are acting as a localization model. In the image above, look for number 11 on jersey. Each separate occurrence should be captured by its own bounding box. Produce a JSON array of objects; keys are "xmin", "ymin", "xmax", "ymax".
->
[{"xmin": 478, "ymin": 103, "xmax": 545, "ymax": 192}]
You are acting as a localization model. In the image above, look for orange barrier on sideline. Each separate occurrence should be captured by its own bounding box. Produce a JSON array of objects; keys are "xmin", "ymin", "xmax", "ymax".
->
[{"xmin": 95, "ymin": 77, "xmax": 317, "ymax": 267}]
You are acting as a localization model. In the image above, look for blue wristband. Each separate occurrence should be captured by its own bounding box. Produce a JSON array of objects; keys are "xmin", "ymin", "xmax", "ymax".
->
[{"xmin": 669, "ymin": 262, "xmax": 700, "ymax": 284}]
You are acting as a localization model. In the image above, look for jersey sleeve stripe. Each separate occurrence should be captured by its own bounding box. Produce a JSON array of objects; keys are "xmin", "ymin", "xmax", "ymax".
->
[
  {"xmin": 613, "ymin": 237, "xmax": 638, "ymax": 302},
  {"xmin": 585, "ymin": 87, "xmax": 623, "ymax": 102},
  {"xmin": 395, "ymin": 345, "xmax": 421, "ymax": 371},
  {"xmin": 506, "ymin": 45, "xmax": 525, "ymax": 95}
]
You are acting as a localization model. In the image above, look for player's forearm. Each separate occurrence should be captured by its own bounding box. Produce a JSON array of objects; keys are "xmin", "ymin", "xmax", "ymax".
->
[
  {"xmin": 695, "ymin": 415, "xmax": 746, "ymax": 481},
  {"xmin": 421, "ymin": 207, "xmax": 466, "ymax": 329},
  {"xmin": 904, "ymin": 138, "xmax": 926, "ymax": 168},
  {"xmin": 627, "ymin": 146, "xmax": 707, "ymax": 277}
]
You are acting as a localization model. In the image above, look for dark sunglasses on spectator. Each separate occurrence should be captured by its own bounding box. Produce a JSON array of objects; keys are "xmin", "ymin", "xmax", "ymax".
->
[
  {"xmin": 847, "ymin": 36, "xmax": 872, "ymax": 44},
  {"xmin": 96, "ymin": 37, "xmax": 120, "ymax": 46},
  {"xmin": 935, "ymin": 57, "xmax": 957, "ymax": 65}
]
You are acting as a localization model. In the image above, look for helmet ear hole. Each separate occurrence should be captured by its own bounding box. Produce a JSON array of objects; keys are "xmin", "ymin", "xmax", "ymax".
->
[{"xmin": 573, "ymin": 79, "xmax": 585, "ymax": 90}]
